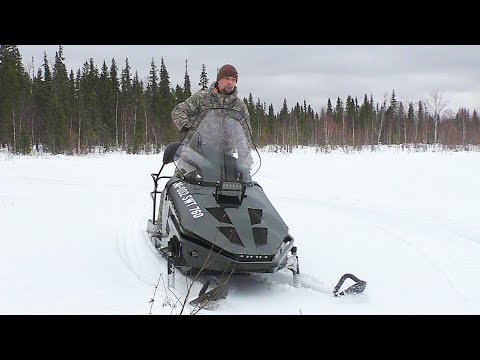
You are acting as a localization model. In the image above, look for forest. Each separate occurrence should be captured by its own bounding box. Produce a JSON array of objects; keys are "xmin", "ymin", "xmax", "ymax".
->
[{"xmin": 1, "ymin": 45, "xmax": 478, "ymax": 155}]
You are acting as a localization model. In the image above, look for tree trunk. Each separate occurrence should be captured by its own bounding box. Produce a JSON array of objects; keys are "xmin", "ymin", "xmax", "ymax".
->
[
  {"xmin": 133, "ymin": 102, "xmax": 137, "ymax": 138},
  {"xmin": 377, "ymin": 113, "xmax": 384, "ymax": 145},
  {"xmin": 78, "ymin": 112, "xmax": 82, "ymax": 154},
  {"xmin": 115, "ymin": 91, "xmax": 119, "ymax": 147},
  {"xmin": 31, "ymin": 112, "xmax": 35, "ymax": 150},
  {"xmin": 123, "ymin": 113, "xmax": 127, "ymax": 148},
  {"xmin": 352, "ymin": 117, "xmax": 355, "ymax": 146},
  {"xmin": 324, "ymin": 119, "xmax": 328, "ymax": 147},
  {"xmin": 144, "ymin": 108, "xmax": 148, "ymax": 152},
  {"xmin": 295, "ymin": 116, "xmax": 299, "ymax": 147},
  {"xmin": 12, "ymin": 107, "xmax": 16, "ymax": 153}
]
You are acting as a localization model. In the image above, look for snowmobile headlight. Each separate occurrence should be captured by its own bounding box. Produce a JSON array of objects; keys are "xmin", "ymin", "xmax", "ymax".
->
[{"xmin": 221, "ymin": 182, "xmax": 243, "ymax": 191}]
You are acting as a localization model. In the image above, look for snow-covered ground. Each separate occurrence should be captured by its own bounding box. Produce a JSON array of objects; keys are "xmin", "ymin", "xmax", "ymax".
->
[{"xmin": 1, "ymin": 146, "xmax": 479, "ymax": 315}]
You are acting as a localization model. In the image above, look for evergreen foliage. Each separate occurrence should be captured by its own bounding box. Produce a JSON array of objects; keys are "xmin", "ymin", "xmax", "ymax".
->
[{"xmin": 1, "ymin": 46, "xmax": 479, "ymax": 155}]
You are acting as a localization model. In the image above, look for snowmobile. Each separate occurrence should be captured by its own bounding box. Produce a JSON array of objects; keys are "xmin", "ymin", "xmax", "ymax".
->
[{"xmin": 146, "ymin": 108, "xmax": 366, "ymax": 307}]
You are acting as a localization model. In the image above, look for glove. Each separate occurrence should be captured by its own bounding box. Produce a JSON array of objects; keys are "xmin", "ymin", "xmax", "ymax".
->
[{"xmin": 180, "ymin": 126, "xmax": 191, "ymax": 134}]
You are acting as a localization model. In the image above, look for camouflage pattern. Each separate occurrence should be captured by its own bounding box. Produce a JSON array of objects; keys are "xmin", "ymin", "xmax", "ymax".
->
[{"xmin": 171, "ymin": 81, "xmax": 252, "ymax": 139}]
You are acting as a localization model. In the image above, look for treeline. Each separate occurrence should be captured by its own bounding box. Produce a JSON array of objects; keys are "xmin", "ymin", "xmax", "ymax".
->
[{"xmin": 1, "ymin": 45, "xmax": 479, "ymax": 155}]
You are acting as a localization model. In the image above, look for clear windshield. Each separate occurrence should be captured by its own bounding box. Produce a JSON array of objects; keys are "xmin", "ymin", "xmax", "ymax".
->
[{"xmin": 174, "ymin": 108, "xmax": 260, "ymax": 184}]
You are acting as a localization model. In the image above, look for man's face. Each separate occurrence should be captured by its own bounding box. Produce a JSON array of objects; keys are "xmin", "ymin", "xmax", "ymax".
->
[{"xmin": 217, "ymin": 76, "xmax": 237, "ymax": 95}]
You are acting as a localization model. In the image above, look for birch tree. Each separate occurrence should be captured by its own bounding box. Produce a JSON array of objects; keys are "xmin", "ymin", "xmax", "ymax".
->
[{"xmin": 425, "ymin": 90, "xmax": 448, "ymax": 144}]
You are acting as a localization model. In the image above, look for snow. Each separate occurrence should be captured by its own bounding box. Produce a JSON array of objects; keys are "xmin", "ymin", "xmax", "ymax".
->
[{"xmin": 1, "ymin": 146, "xmax": 480, "ymax": 315}]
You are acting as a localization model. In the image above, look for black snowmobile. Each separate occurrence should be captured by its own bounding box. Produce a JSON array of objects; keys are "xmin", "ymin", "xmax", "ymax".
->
[{"xmin": 147, "ymin": 108, "xmax": 366, "ymax": 306}]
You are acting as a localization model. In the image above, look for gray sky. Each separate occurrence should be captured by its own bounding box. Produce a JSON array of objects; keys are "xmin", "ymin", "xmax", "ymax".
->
[{"xmin": 17, "ymin": 45, "xmax": 480, "ymax": 114}]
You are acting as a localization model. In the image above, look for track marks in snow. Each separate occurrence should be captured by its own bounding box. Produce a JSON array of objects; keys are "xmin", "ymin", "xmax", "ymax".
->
[
  {"xmin": 115, "ymin": 217, "xmax": 161, "ymax": 287},
  {"xmin": 278, "ymin": 193, "xmax": 479, "ymax": 310}
]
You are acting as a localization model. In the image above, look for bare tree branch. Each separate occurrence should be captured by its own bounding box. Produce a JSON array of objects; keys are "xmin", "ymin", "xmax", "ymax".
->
[{"xmin": 425, "ymin": 90, "xmax": 448, "ymax": 144}]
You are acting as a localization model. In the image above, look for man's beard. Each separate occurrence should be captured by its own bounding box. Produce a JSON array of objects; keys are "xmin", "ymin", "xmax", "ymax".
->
[{"xmin": 221, "ymin": 86, "xmax": 235, "ymax": 95}]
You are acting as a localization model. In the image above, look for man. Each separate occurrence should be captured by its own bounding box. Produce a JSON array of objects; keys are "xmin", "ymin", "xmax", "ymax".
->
[
  {"xmin": 155, "ymin": 65, "xmax": 253, "ymax": 235},
  {"xmin": 171, "ymin": 64, "xmax": 252, "ymax": 136},
  {"xmin": 171, "ymin": 64, "xmax": 254, "ymax": 178}
]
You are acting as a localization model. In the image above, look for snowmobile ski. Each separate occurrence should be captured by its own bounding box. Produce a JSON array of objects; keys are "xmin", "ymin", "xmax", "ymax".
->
[
  {"xmin": 189, "ymin": 276, "xmax": 229, "ymax": 307},
  {"xmin": 333, "ymin": 273, "xmax": 367, "ymax": 297}
]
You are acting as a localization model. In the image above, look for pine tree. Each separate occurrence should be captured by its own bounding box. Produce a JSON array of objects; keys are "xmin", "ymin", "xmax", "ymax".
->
[
  {"xmin": 146, "ymin": 58, "xmax": 160, "ymax": 149},
  {"xmin": 0, "ymin": 45, "xmax": 30, "ymax": 152},
  {"xmin": 147, "ymin": 58, "xmax": 159, "ymax": 97},
  {"xmin": 183, "ymin": 59, "xmax": 191, "ymax": 99},
  {"xmin": 131, "ymin": 71, "xmax": 146, "ymax": 153},
  {"xmin": 333, "ymin": 97, "xmax": 343, "ymax": 123},
  {"xmin": 345, "ymin": 95, "xmax": 356, "ymax": 144},
  {"xmin": 472, "ymin": 110, "xmax": 479, "ymax": 145},
  {"xmin": 198, "ymin": 64, "xmax": 208, "ymax": 90},
  {"xmin": 326, "ymin": 98, "xmax": 333, "ymax": 119},
  {"xmin": 47, "ymin": 45, "xmax": 70, "ymax": 153},
  {"xmin": 67, "ymin": 69, "xmax": 77, "ymax": 149},
  {"xmin": 279, "ymin": 98, "xmax": 289, "ymax": 121},
  {"xmin": 109, "ymin": 59, "xmax": 120, "ymax": 147},
  {"xmin": 85, "ymin": 58, "xmax": 101, "ymax": 149},
  {"xmin": 267, "ymin": 103, "xmax": 276, "ymax": 145},
  {"xmin": 357, "ymin": 94, "xmax": 370, "ymax": 145},
  {"xmin": 43, "ymin": 51, "xmax": 51, "ymax": 82},
  {"xmin": 396, "ymin": 101, "xmax": 405, "ymax": 144},
  {"xmin": 407, "ymin": 102, "xmax": 415, "ymax": 144},
  {"xmin": 174, "ymin": 85, "xmax": 184, "ymax": 105},
  {"xmin": 120, "ymin": 58, "xmax": 133, "ymax": 149},
  {"xmin": 158, "ymin": 57, "xmax": 175, "ymax": 143},
  {"xmin": 99, "ymin": 60, "xmax": 115, "ymax": 148},
  {"xmin": 417, "ymin": 101, "xmax": 425, "ymax": 143},
  {"xmin": 159, "ymin": 57, "xmax": 171, "ymax": 98},
  {"xmin": 74, "ymin": 69, "xmax": 83, "ymax": 153}
]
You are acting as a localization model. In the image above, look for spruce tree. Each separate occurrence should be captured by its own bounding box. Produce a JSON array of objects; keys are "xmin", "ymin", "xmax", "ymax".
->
[
  {"xmin": 131, "ymin": 71, "xmax": 146, "ymax": 153},
  {"xmin": 472, "ymin": 110, "xmax": 479, "ymax": 145},
  {"xmin": 174, "ymin": 85, "xmax": 184, "ymax": 105},
  {"xmin": 120, "ymin": 58, "xmax": 133, "ymax": 149},
  {"xmin": 146, "ymin": 58, "xmax": 160, "ymax": 149},
  {"xmin": 198, "ymin": 64, "xmax": 208, "ymax": 90},
  {"xmin": 407, "ymin": 102, "xmax": 415, "ymax": 144},
  {"xmin": 109, "ymin": 59, "xmax": 120, "ymax": 147},
  {"xmin": 183, "ymin": 59, "xmax": 191, "ymax": 99},
  {"xmin": 326, "ymin": 98, "xmax": 333, "ymax": 119},
  {"xmin": 0, "ymin": 45, "xmax": 30, "ymax": 152},
  {"xmin": 48, "ymin": 45, "xmax": 70, "ymax": 153},
  {"xmin": 158, "ymin": 57, "xmax": 175, "ymax": 143},
  {"xmin": 99, "ymin": 60, "xmax": 114, "ymax": 148}
]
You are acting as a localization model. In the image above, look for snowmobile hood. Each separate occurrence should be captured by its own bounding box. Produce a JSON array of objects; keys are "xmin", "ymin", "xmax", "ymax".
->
[
  {"xmin": 168, "ymin": 180, "xmax": 289, "ymax": 256},
  {"xmin": 167, "ymin": 108, "xmax": 288, "ymax": 256}
]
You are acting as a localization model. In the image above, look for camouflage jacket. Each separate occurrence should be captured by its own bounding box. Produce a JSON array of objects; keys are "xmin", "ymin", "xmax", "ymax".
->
[{"xmin": 171, "ymin": 82, "xmax": 252, "ymax": 137}]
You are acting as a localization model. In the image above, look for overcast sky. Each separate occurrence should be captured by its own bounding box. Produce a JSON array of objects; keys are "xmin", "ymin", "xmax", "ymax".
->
[{"xmin": 17, "ymin": 45, "xmax": 480, "ymax": 114}]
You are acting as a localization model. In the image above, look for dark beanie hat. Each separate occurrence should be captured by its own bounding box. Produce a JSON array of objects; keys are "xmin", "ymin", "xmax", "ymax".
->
[{"xmin": 217, "ymin": 64, "xmax": 238, "ymax": 81}]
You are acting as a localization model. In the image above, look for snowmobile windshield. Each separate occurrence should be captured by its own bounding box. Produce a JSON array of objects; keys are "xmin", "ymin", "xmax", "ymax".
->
[{"xmin": 173, "ymin": 108, "xmax": 260, "ymax": 185}]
